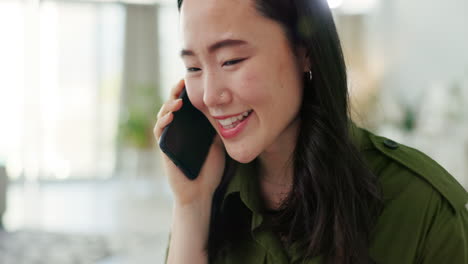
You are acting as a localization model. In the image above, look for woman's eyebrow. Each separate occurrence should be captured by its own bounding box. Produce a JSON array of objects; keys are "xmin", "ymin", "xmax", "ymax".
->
[{"xmin": 180, "ymin": 39, "xmax": 249, "ymax": 58}]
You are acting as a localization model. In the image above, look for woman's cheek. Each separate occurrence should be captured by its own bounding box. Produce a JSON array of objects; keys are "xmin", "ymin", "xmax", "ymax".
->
[{"xmin": 238, "ymin": 69, "xmax": 268, "ymax": 105}]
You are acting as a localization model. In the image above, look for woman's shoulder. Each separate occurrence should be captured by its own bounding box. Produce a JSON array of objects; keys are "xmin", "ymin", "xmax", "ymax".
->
[
  {"xmin": 353, "ymin": 126, "xmax": 468, "ymax": 214},
  {"xmin": 353, "ymin": 126, "xmax": 468, "ymax": 262}
]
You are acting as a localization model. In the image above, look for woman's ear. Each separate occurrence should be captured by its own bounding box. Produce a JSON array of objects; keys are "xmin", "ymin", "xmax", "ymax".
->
[{"xmin": 297, "ymin": 46, "xmax": 311, "ymax": 72}]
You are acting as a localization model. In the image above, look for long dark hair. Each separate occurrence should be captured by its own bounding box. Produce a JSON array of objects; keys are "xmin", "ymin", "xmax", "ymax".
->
[{"xmin": 177, "ymin": 0, "xmax": 383, "ymax": 263}]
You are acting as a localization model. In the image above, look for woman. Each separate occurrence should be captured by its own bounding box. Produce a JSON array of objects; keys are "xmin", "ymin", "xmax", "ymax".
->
[{"xmin": 154, "ymin": 0, "xmax": 468, "ymax": 263}]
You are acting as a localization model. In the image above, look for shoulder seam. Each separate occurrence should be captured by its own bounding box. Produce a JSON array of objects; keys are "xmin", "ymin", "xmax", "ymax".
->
[{"xmin": 369, "ymin": 134, "xmax": 468, "ymax": 213}]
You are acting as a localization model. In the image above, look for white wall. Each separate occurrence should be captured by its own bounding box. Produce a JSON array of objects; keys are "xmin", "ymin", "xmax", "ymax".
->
[{"xmin": 368, "ymin": 0, "xmax": 468, "ymax": 104}]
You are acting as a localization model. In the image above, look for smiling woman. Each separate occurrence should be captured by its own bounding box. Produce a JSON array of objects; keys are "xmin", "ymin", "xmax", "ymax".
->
[{"xmin": 154, "ymin": 0, "xmax": 468, "ymax": 263}]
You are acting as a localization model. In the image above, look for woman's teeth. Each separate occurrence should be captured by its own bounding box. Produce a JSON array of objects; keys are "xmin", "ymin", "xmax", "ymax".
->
[{"xmin": 219, "ymin": 110, "xmax": 253, "ymax": 128}]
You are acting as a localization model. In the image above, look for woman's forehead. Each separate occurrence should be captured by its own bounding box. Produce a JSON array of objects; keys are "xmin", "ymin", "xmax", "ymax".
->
[
  {"xmin": 179, "ymin": 0, "xmax": 277, "ymax": 52},
  {"xmin": 180, "ymin": 0, "xmax": 257, "ymax": 36},
  {"xmin": 180, "ymin": 0, "xmax": 254, "ymax": 17}
]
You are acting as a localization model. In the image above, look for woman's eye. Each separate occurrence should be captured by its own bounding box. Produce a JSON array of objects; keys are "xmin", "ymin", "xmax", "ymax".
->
[
  {"xmin": 187, "ymin": 67, "xmax": 201, "ymax": 72},
  {"xmin": 223, "ymin": 58, "xmax": 245, "ymax": 67}
]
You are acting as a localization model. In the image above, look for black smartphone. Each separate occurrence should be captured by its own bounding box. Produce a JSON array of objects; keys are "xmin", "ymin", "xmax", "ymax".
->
[{"xmin": 159, "ymin": 87, "xmax": 217, "ymax": 180}]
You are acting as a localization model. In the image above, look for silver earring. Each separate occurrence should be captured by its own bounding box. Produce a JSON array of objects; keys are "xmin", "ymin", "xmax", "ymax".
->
[{"xmin": 308, "ymin": 70, "xmax": 313, "ymax": 81}]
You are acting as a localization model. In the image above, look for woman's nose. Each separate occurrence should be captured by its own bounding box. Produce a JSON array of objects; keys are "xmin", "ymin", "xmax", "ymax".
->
[{"xmin": 202, "ymin": 73, "xmax": 231, "ymax": 107}]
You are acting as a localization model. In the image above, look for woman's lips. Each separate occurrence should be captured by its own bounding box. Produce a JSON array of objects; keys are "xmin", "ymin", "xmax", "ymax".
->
[{"xmin": 217, "ymin": 111, "xmax": 253, "ymax": 139}]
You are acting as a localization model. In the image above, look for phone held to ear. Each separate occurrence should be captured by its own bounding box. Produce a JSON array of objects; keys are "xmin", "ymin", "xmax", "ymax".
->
[{"xmin": 159, "ymin": 87, "xmax": 217, "ymax": 180}]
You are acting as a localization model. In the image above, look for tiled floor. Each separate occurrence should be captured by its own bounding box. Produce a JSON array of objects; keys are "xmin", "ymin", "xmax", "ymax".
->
[{"xmin": 2, "ymin": 175, "xmax": 174, "ymax": 264}]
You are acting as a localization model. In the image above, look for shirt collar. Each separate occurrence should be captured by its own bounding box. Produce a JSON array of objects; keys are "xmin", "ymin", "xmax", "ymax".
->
[{"xmin": 221, "ymin": 158, "xmax": 262, "ymax": 212}]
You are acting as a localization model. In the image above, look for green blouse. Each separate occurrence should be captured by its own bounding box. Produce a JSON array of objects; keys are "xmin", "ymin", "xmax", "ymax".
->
[{"xmin": 165, "ymin": 126, "xmax": 468, "ymax": 263}]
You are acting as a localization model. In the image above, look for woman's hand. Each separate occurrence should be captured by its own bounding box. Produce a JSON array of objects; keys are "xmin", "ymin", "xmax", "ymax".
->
[{"xmin": 154, "ymin": 79, "xmax": 226, "ymax": 206}]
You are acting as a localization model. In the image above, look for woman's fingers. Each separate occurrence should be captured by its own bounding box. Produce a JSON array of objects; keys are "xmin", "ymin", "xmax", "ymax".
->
[
  {"xmin": 154, "ymin": 100, "xmax": 182, "ymax": 138},
  {"xmin": 154, "ymin": 79, "xmax": 186, "ymax": 143},
  {"xmin": 154, "ymin": 111, "xmax": 174, "ymax": 141},
  {"xmin": 157, "ymin": 78, "xmax": 185, "ymax": 119},
  {"xmin": 157, "ymin": 98, "xmax": 182, "ymax": 120},
  {"xmin": 170, "ymin": 79, "xmax": 186, "ymax": 100}
]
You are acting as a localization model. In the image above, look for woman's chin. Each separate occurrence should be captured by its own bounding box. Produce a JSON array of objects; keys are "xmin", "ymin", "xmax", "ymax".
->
[{"xmin": 225, "ymin": 146, "xmax": 258, "ymax": 164}]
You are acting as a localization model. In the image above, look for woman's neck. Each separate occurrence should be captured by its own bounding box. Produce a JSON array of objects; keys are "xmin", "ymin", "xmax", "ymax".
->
[
  {"xmin": 256, "ymin": 116, "xmax": 300, "ymax": 210},
  {"xmin": 258, "ymin": 171, "xmax": 293, "ymax": 210}
]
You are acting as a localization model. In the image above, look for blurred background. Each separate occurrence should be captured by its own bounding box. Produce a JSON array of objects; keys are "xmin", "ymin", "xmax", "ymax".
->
[{"xmin": 0, "ymin": 0, "xmax": 466, "ymax": 263}]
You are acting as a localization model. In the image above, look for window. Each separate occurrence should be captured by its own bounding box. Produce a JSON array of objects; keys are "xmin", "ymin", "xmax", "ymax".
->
[{"xmin": 0, "ymin": 1, "xmax": 125, "ymax": 180}]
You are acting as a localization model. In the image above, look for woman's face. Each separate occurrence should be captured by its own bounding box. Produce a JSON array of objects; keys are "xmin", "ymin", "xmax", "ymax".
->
[{"xmin": 180, "ymin": 0, "xmax": 307, "ymax": 163}]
